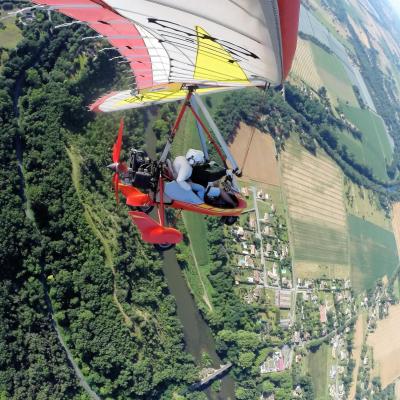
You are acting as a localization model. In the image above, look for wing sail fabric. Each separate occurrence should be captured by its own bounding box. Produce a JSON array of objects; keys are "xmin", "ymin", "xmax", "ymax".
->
[{"xmin": 31, "ymin": 0, "xmax": 300, "ymax": 112}]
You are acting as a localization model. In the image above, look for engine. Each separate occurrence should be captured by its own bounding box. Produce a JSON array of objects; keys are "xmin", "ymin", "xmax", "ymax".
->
[{"xmin": 129, "ymin": 149, "xmax": 157, "ymax": 191}]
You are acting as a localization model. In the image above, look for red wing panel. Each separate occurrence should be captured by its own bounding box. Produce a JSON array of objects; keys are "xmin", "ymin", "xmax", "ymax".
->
[
  {"xmin": 129, "ymin": 211, "xmax": 182, "ymax": 244},
  {"xmin": 32, "ymin": 0, "xmax": 153, "ymax": 88},
  {"xmin": 277, "ymin": 0, "xmax": 301, "ymax": 80},
  {"xmin": 117, "ymin": 184, "xmax": 151, "ymax": 207}
]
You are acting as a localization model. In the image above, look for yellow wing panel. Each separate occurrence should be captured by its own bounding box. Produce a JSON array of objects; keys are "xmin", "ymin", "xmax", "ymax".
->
[{"xmin": 194, "ymin": 26, "xmax": 248, "ymax": 84}]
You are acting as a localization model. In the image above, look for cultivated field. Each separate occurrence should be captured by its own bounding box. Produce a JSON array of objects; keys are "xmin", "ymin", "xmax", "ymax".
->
[
  {"xmin": 281, "ymin": 140, "xmax": 350, "ymax": 279},
  {"xmin": 368, "ymin": 304, "xmax": 400, "ymax": 388},
  {"xmin": 307, "ymin": 343, "xmax": 331, "ymax": 400},
  {"xmin": 348, "ymin": 215, "xmax": 398, "ymax": 292},
  {"xmin": 228, "ymin": 123, "xmax": 280, "ymax": 186},
  {"xmin": 290, "ymin": 38, "xmax": 323, "ymax": 90},
  {"xmin": 310, "ymin": 43, "xmax": 358, "ymax": 107},
  {"xmin": 345, "ymin": 179, "xmax": 392, "ymax": 230},
  {"xmin": 341, "ymin": 104, "xmax": 393, "ymax": 181}
]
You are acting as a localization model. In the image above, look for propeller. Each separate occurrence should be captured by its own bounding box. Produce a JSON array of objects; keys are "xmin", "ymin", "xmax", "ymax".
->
[{"xmin": 108, "ymin": 118, "xmax": 125, "ymax": 205}]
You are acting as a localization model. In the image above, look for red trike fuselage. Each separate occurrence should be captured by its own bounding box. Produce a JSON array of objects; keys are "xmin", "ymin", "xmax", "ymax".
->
[{"xmin": 118, "ymin": 182, "xmax": 247, "ymax": 217}]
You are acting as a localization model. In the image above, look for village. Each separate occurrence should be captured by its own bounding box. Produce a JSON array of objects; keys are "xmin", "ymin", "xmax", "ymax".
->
[{"xmin": 228, "ymin": 183, "xmax": 358, "ymax": 399}]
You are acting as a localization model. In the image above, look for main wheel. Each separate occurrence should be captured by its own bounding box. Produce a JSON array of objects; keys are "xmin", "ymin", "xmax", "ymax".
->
[
  {"xmin": 137, "ymin": 205, "xmax": 154, "ymax": 214},
  {"xmin": 221, "ymin": 216, "xmax": 238, "ymax": 226},
  {"xmin": 154, "ymin": 243, "xmax": 175, "ymax": 251}
]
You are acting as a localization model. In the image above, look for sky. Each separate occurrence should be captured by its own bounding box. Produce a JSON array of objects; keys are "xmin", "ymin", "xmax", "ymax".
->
[{"xmin": 388, "ymin": 0, "xmax": 400, "ymax": 18}]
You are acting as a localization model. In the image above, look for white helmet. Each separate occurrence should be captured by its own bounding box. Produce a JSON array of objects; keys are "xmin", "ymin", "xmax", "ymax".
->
[{"xmin": 185, "ymin": 149, "xmax": 205, "ymax": 166}]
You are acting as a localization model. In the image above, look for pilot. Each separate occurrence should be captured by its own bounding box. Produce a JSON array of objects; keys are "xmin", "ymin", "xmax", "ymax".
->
[
  {"xmin": 164, "ymin": 154, "xmax": 203, "ymax": 204},
  {"xmin": 164, "ymin": 149, "xmax": 236, "ymax": 207}
]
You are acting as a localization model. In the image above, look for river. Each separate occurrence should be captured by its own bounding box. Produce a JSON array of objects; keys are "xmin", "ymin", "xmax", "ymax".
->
[{"xmin": 144, "ymin": 111, "xmax": 235, "ymax": 399}]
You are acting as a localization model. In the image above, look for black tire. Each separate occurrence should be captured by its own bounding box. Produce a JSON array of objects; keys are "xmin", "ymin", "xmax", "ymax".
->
[
  {"xmin": 138, "ymin": 205, "xmax": 154, "ymax": 214},
  {"xmin": 154, "ymin": 243, "xmax": 175, "ymax": 251},
  {"xmin": 221, "ymin": 216, "xmax": 238, "ymax": 226}
]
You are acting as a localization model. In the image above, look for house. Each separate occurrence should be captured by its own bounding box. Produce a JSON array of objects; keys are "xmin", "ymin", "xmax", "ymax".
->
[
  {"xmin": 260, "ymin": 393, "xmax": 274, "ymax": 400},
  {"xmin": 249, "ymin": 214, "xmax": 256, "ymax": 229},
  {"xmin": 235, "ymin": 226, "xmax": 245, "ymax": 238},
  {"xmin": 271, "ymin": 203, "xmax": 276, "ymax": 212},
  {"xmin": 263, "ymin": 212, "xmax": 270, "ymax": 223},
  {"xmin": 241, "ymin": 186, "xmax": 249, "ymax": 197},
  {"xmin": 237, "ymin": 258, "xmax": 246, "ymax": 268},
  {"xmin": 250, "ymin": 244, "xmax": 256, "ymax": 256},
  {"xmin": 257, "ymin": 189, "xmax": 264, "ymax": 199},
  {"xmin": 253, "ymin": 270, "xmax": 261, "ymax": 284},
  {"xmin": 276, "ymin": 357, "xmax": 285, "ymax": 371},
  {"xmin": 275, "ymin": 289, "xmax": 292, "ymax": 309},
  {"xmin": 244, "ymin": 255, "xmax": 254, "ymax": 268}
]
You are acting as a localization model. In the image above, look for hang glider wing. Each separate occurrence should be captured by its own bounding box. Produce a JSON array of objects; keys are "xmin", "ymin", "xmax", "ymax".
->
[{"xmin": 31, "ymin": 0, "xmax": 300, "ymax": 112}]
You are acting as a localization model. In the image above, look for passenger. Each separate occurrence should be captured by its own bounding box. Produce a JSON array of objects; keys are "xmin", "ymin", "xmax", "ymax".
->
[
  {"xmin": 164, "ymin": 149, "xmax": 236, "ymax": 207},
  {"xmin": 185, "ymin": 149, "xmax": 236, "ymax": 208}
]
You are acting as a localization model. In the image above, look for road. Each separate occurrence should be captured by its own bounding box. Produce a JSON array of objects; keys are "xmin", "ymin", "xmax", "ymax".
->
[{"xmin": 250, "ymin": 186, "xmax": 267, "ymax": 287}]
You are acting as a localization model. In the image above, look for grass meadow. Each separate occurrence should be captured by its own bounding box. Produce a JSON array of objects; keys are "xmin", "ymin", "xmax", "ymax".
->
[
  {"xmin": 348, "ymin": 215, "xmax": 398, "ymax": 292},
  {"xmin": 310, "ymin": 43, "xmax": 358, "ymax": 107},
  {"xmin": 307, "ymin": 343, "xmax": 331, "ymax": 400},
  {"xmin": 0, "ymin": 16, "xmax": 22, "ymax": 49},
  {"xmin": 340, "ymin": 104, "xmax": 393, "ymax": 181}
]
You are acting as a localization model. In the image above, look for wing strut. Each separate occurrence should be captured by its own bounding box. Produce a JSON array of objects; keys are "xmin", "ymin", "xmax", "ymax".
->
[
  {"xmin": 190, "ymin": 97, "xmax": 209, "ymax": 161},
  {"xmin": 191, "ymin": 94, "xmax": 241, "ymax": 176}
]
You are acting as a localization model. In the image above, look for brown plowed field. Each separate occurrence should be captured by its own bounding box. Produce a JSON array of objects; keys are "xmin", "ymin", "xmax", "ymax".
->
[
  {"xmin": 368, "ymin": 304, "xmax": 400, "ymax": 388},
  {"xmin": 228, "ymin": 122, "xmax": 280, "ymax": 186},
  {"xmin": 291, "ymin": 38, "xmax": 323, "ymax": 90}
]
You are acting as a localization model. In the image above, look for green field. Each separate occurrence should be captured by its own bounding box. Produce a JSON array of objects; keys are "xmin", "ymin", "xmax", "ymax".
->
[
  {"xmin": 340, "ymin": 104, "xmax": 393, "ymax": 181},
  {"xmin": 310, "ymin": 43, "xmax": 357, "ymax": 106},
  {"xmin": 348, "ymin": 215, "xmax": 398, "ymax": 292},
  {"xmin": 291, "ymin": 219, "xmax": 349, "ymax": 265},
  {"xmin": 344, "ymin": 179, "xmax": 392, "ymax": 230},
  {"xmin": 307, "ymin": 343, "xmax": 330, "ymax": 400},
  {"xmin": 183, "ymin": 212, "xmax": 210, "ymax": 266},
  {"xmin": 0, "ymin": 16, "xmax": 22, "ymax": 49}
]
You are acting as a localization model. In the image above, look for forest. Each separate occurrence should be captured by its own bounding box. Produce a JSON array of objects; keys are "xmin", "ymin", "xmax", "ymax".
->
[
  {"xmin": 2, "ymin": 2, "xmax": 400, "ymax": 399},
  {"xmin": 0, "ymin": 11, "xmax": 198, "ymax": 400}
]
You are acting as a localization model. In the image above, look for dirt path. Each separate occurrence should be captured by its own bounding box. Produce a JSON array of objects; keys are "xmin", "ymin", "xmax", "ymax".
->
[
  {"xmin": 66, "ymin": 146, "xmax": 138, "ymax": 331},
  {"xmin": 189, "ymin": 240, "xmax": 213, "ymax": 312}
]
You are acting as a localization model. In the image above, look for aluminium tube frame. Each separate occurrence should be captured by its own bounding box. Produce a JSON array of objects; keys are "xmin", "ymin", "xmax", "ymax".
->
[{"xmin": 191, "ymin": 93, "xmax": 241, "ymax": 176}]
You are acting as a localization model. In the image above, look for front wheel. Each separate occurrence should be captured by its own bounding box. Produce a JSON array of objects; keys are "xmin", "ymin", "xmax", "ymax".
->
[
  {"xmin": 137, "ymin": 205, "xmax": 154, "ymax": 214},
  {"xmin": 154, "ymin": 243, "xmax": 175, "ymax": 251},
  {"xmin": 221, "ymin": 216, "xmax": 238, "ymax": 226}
]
